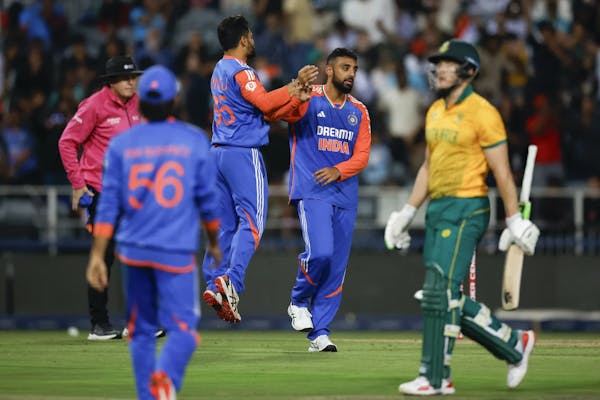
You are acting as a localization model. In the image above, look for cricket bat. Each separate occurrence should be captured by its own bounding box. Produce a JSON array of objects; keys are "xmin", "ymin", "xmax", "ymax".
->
[{"xmin": 501, "ymin": 145, "xmax": 537, "ymax": 310}]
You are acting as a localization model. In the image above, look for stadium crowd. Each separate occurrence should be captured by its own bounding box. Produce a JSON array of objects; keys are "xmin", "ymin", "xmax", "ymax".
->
[{"xmin": 1, "ymin": 0, "xmax": 599, "ymax": 205}]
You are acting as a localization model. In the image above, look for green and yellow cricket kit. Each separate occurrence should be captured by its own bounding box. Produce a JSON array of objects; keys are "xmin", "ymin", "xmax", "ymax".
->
[{"xmin": 418, "ymin": 86, "xmax": 522, "ymax": 387}]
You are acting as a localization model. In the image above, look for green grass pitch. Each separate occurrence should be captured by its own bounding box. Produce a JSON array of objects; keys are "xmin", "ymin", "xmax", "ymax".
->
[{"xmin": 0, "ymin": 331, "xmax": 599, "ymax": 399}]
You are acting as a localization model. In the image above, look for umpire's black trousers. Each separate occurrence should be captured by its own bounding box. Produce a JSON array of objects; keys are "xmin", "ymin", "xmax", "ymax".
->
[{"xmin": 86, "ymin": 190, "xmax": 116, "ymax": 327}]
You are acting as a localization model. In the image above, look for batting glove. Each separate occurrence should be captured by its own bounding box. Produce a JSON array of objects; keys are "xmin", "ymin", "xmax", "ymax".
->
[
  {"xmin": 498, "ymin": 213, "xmax": 540, "ymax": 256},
  {"xmin": 384, "ymin": 204, "xmax": 417, "ymax": 250}
]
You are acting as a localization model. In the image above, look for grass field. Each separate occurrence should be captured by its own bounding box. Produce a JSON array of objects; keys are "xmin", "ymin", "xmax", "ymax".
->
[{"xmin": 0, "ymin": 331, "xmax": 599, "ymax": 399}]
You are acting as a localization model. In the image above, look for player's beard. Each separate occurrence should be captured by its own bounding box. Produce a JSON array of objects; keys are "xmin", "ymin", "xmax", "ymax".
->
[
  {"xmin": 247, "ymin": 43, "xmax": 256, "ymax": 60},
  {"xmin": 435, "ymin": 77, "xmax": 461, "ymax": 99},
  {"xmin": 332, "ymin": 71, "xmax": 353, "ymax": 94}
]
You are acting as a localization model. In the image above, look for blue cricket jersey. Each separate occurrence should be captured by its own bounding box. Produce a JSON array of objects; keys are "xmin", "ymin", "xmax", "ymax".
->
[
  {"xmin": 288, "ymin": 85, "xmax": 371, "ymax": 209},
  {"xmin": 95, "ymin": 119, "xmax": 218, "ymax": 269},
  {"xmin": 210, "ymin": 56, "xmax": 269, "ymax": 147}
]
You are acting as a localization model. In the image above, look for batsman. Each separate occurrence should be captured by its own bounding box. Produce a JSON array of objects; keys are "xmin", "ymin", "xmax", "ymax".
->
[{"xmin": 384, "ymin": 40, "xmax": 540, "ymax": 396}]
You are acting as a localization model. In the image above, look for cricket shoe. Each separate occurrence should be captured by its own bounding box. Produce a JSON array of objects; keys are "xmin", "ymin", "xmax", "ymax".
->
[
  {"xmin": 288, "ymin": 303, "xmax": 313, "ymax": 332},
  {"xmin": 150, "ymin": 371, "xmax": 176, "ymax": 400},
  {"xmin": 215, "ymin": 275, "xmax": 241, "ymax": 323},
  {"xmin": 87, "ymin": 323, "xmax": 121, "ymax": 341},
  {"xmin": 203, "ymin": 289, "xmax": 229, "ymax": 321},
  {"xmin": 398, "ymin": 376, "xmax": 455, "ymax": 395},
  {"xmin": 507, "ymin": 330, "xmax": 536, "ymax": 388},
  {"xmin": 308, "ymin": 335, "xmax": 337, "ymax": 352}
]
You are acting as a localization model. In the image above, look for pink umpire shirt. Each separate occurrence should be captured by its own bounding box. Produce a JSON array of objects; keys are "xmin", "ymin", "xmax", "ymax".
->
[{"xmin": 58, "ymin": 86, "xmax": 141, "ymax": 192}]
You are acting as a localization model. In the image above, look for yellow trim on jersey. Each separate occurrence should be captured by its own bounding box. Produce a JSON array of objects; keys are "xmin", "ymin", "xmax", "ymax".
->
[{"xmin": 425, "ymin": 90, "xmax": 506, "ymax": 199}]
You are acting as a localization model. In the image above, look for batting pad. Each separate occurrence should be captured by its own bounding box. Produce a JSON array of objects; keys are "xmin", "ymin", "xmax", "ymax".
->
[
  {"xmin": 460, "ymin": 297, "xmax": 522, "ymax": 364},
  {"xmin": 420, "ymin": 263, "xmax": 447, "ymax": 389}
]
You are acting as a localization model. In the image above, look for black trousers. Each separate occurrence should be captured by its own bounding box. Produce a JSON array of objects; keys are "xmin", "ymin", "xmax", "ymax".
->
[{"xmin": 86, "ymin": 190, "xmax": 116, "ymax": 327}]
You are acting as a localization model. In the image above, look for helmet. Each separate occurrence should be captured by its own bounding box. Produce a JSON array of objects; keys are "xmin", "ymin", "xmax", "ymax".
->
[{"xmin": 428, "ymin": 39, "xmax": 480, "ymax": 70}]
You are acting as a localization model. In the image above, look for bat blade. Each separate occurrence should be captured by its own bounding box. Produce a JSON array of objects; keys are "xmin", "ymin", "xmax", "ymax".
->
[{"xmin": 501, "ymin": 244, "xmax": 524, "ymax": 310}]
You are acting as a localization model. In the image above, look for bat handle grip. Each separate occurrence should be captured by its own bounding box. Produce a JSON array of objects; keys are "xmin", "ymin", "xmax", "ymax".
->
[{"xmin": 519, "ymin": 202, "xmax": 531, "ymax": 220}]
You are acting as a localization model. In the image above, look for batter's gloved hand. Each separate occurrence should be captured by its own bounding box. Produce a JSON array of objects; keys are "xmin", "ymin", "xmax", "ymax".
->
[
  {"xmin": 498, "ymin": 213, "xmax": 540, "ymax": 256},
  {"xmin": 384, "ymin": 204, "xmax": 417, "ymax": 250}
]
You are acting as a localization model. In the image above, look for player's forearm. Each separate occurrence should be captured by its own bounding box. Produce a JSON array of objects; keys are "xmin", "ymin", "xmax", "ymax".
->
[
  {"xmin": 265, "ymin": 96, "xmax": 303, "ymax": 121},
  {"xmin": 495, "ymin": 170, "xmax": 520, "ymax": 217},
  {"xmin": 408, "ymin": 162, "xmax": 429, "ymax": 208},
  {"xmin": 89, "ymin": 235, "xmax": 109, "ymax": 260},
  {"xmin": 203, "ymin": 219, "xmax": 220, "ymax": 247}
]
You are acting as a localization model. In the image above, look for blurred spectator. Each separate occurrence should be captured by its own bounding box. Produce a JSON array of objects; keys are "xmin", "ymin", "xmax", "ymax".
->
[
  {"xmin": 375, "ymin": 62, "xmax": 423, "ymax": 175},
  {"xmin": 525, "ymin": 94, "xmax": 564, "ymax": 185},
  {"xmin": 97, "ymin": 0, "xmax": 131, "ymax": 33},
  {"xmin": 498, "ymin": 95, "xmax": 528, "ymax": 176},
  {"xmin": 529, "ymin": 20, "xmax": 573, "ymax": 96},
  {"xmin": 180, "ymin": 52, "xmax": 211, "ymax": 130},
  {"xmin": 502, "ymin": 33, "xmax": 529, "ymax": 105},
  {"xmin": 326, "ymin": 18, "xmax": 358, "ymax": 53},
  {"xmin": 562, "ymin": 95, "xmax": 600, "ymax": 181},
  {"xmin": 129, "ymin": 0, "xmax": 168, "ymax": 50},
  {"xmin": 282, "ymin": 0, "xmax": 315, "ymax": 77},
  {"xmin": 1, "ymin": 107, "xmax": 39, "ymax": 184},
  {"xmin": 135, "ymin": 27, "xmax": 175, "ymax": 70},
  {"xmin": 475, "ymin": 33, "xmax": 508, "ymax": 105},
  {"xmin": 40, "ymin": 94, "xmax": 76, "ymax": 184},
  {"xmin": 174, "ymin": 30, "xmax": 209, "ymax": 76},
  {"xmin": 18, "ymin": 0, "xmax": 68, "ymax": 51},
  {"xmin": 12, "ymin": 39, "xmax": 53, "ymax": 103},
  {"xmin": 254, "ymin": 13, "xmax": 287, "ymax": 74},
  {"xmin": 341, "ymin": 0, "xmax": 397, "ymax": 46}
]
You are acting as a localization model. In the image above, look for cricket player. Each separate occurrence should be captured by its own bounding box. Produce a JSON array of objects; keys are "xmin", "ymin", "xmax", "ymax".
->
[
  {"xmin": 282, "ymin": 48, "xmax": 371, "ymax": 352},
  {"xmin": 201, "ymin": 15, "xmax": 318, "ymax": 323},
  {"xmin": 384, "ymin": 40, "xmax": 540, "ymax": 395},
  {"xmin": 86, "ymin": 65, "xmax": 221, "ymax": 400},
  {"xmin": 59, "ymin": 56, "xmax": 143, "ymax": 340}
]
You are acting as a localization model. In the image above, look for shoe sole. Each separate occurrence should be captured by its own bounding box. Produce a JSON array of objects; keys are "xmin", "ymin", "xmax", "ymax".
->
[
  {"xmin": 87, "ymin": 333, "xmax": 120, "ymax": 341},
  {"xmin": 203, "ymin": 290, "xmax": 230, "ymax": 322},
  {"xmin": 215, "ymin": 277, "xmax": 241, "ymax": 323}
]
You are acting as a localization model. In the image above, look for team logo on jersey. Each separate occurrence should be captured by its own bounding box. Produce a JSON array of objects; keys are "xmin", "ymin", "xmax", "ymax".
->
[
  {"xmin": 455, "ymin": 112, "xmax": 464, "ymax": 123},
  {"xmin": 245, "ymin": 81, "xmax": 257, "ymax": 92},
  {"xmin": 441, "ymin": 229, "xmax": 452, "ymax": 238},
  {"xmin": 317, "ymin": 111, "xmax": 326, "ymax": 118},
  {"xmin": 429, "ymin": 111, "xmax": 440, "ymax": 122},
  {"xmin": 132, "ymin": 115, "xmax": 139, "ymax": 121},
  {"xmin": 347, "ymin": 114, "xmax": 358, "ymax": 126},
  {"xmin": 106, "ymin": 117, "xmax": 121, "ymax": 125},
  {"xmin": 73, "ymin": 115, "xmax": 83, "ymax": 124}
]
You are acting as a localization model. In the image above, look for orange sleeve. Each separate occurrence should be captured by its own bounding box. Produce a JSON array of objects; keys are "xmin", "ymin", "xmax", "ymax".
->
[
  {"xmin": 93, "ymin": 222, "xmax": 114, "ymax": 239},
  {"xmin": 335, "ymin": 105, "xmax": 371, "ymax": 180},
  {"xmin": 235, "ymin": 70, "xmax": 292, "ymax": 114}
]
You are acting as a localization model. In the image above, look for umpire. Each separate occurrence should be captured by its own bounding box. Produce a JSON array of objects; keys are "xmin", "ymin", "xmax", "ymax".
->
[{"xmin": 59, "ymin": 56, "xmax": 142, "ymax": 340}]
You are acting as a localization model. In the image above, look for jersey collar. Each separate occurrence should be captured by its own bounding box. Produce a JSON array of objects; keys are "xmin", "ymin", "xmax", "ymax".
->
[
  {"xmin": 323, "ymin": 85, "xmax": 347, "ymax": 109},
  {"xmin": 446, "ymin": 84, "xmax": 474, "ymax": 108}
]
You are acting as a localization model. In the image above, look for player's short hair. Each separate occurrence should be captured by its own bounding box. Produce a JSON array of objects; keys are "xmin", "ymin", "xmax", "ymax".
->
[
  {"xmin": 139, "ymin": 100, "xmax": 174, "ymax": 122},
  {"xmin": 326, "ymin": 48, "xmax": 358, "ymax": 65},
  {"xmin": 218, "ymin": 15, "xmax": 250, "ymax": 52}
]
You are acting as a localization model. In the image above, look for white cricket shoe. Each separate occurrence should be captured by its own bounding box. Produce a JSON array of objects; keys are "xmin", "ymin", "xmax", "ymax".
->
[
  {"xmin": 308, "ymin": 335, "xmax": 337, "ymax": 352},
  {"xmin": 215, "ymin": 275, "xmax": 241, "ymax": 323},
  {"xmin": 507, "ymin": 330, "xmax": 536, "ymax": 388},
  {"xmin": 398, "ymin": 376, "xmax": 455, "ymax": 396},
  {"xmin": 288, "ymin": 303, "xmax": 313, "ymax": 332}
]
